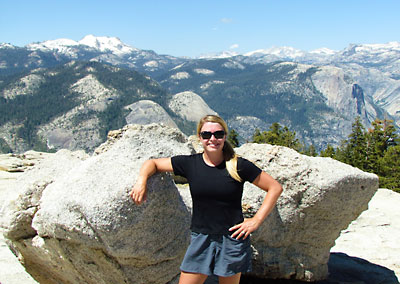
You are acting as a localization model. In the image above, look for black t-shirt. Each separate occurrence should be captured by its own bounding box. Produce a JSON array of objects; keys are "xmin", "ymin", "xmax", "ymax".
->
[{"xmin": 171, "ymin": 153, "xmax": 262, "ymax": 234}]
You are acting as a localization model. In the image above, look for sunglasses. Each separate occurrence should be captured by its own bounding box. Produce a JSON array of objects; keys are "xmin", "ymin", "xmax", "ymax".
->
[{"xmin": 200, "ymin": 130, "xmax": 225, "ymax": 139}]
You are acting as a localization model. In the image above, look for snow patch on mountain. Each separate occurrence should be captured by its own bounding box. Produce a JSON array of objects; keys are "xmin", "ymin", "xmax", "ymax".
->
[
  {"xmin": 335, "ymin": 42, "xmax": 400, "ymax": 72},
  {"xmin": 198, "ymin": 50, "xmax": 239, "ymax": 59},
  {"xmin": 352, "ymin": 41, "xmax": 400, "ymax": 53},
  {"xmin": 78, "ymin": 35, "xmax": 138, "ymax": 55},
  {"xmin": 0, "ymin": 43, "xmax": 15, "ymax": 49},
  {"xmin": 309, "ymin": 48, "xmax": 337, "ymax": 55},
  {"xmin": 27, "ymin": 38, "xmax": 79, "ymax": 53},
  {"xmin": 245, "ymin": 46, "xmax": 306, "ymax": 59},
  {"xmin": 26, "ymin": 35, "xmax": 138, "ymax": 56}
]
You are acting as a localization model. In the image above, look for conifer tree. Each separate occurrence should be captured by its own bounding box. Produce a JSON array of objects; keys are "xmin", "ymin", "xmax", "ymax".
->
[
  {"xmin": 227, "ymin": 129, "xmax": 240, "ymax": 148},
  {"xmin": 334, "ymin": 139, "xmax": 351, "ymax": 164},
  {"xmin": 342, "ymin": 116, "xmax": 368, "ymax": 171},
  {"xmin": 252, "ymin": 128, "xmax": 263, "ymax": 144},
  {"xmin": 378, "ymin": 145, "xmax": 400, "ymax": 192},
  {"xmin": 366, "ymin": 118, "xmax": 398, "ymax": 173},
  {"xmin": 322, "ymin": 116, "xmax": 400, "ymax": 193},
  {"xmin": 300, "ymin": 144, "xmax": 317, "ymax": 156},
  {"xmin": 320, "ymin": 144, "xmax": 336, "ymax": 158},
  {"xmin": 264, "ymin": 122, "xmax": 282, "ymax": 145},
  {"xmin": 252, "ymin": 122, "xmax": 301, "ymax": 150}
]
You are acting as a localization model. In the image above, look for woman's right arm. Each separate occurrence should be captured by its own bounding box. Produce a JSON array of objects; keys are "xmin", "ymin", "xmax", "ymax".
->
[{"xmin": 130, "ymin": 158, "xmax": 173, "ymax": 205}]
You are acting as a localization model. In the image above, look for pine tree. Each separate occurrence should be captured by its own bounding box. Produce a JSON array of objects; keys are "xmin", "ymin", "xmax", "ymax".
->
[
  {"xmin": 252, "ymin": 128, "xmax": 264, "ymax": 144},
  {"xmin": 280, "ymin": 125, "xmax": 301, "ymax": 150},
  {"xmin": 378, "ymin": 145, "xmax": 400, "ymax": 192},
  {"xmin": 366, "ymin": 118, "xmax": 398, "ymax": 173},
  {"xmin": 252, "ymin": 122, "xmax": 301, "ymax": 150},
  {"xmin": 264, "ymin": 122, "xmax": 281, "ymax": 145},
  {"xmin": 227, "ymin": 129, "xmax": 239, "ymax": 147},
  {"xmin": 320, "ymin": 144, "xmax": 336, "ymax": 158},
  {"xmin": 319, "ymin": 117, "xmax": 400, "ymax": 193},
  {"xmin": 345, "ymin": 116, "xmax": 368, "ymax": 171},
  {"xmin": 304, "ymin": 144, "xmax": 317, "ymax": 157}
]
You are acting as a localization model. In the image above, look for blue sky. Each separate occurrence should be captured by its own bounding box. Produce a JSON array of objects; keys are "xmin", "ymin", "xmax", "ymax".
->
[{"xmin": 1, "ymin": 0, "xmax": 399, "ymax": 57}]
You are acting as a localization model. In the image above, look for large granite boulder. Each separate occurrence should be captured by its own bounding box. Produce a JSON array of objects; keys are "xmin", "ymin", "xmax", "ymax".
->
[
  {"xmin": 1, "ymin": 124, "xmax": 379, "ymax": 283},
  {"xmin": 236, "ymin": 144, "xmax": 378, "ymax": 281},
  {"xmin": 2, "ymin": 124, "xmax": 193, "ymax": 284}
]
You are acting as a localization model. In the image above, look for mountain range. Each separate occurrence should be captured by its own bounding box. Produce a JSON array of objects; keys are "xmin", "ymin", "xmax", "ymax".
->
[{"xmin": 0, "ymin": 35, "xmax": 399, "ymax": 153}]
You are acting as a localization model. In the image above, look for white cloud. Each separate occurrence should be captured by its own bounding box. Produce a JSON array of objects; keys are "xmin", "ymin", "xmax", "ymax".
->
[
  {"xmin": 220, "ymin": 18, "xmax": 233, "ymax": 24},
  {"xmin": 230, "ymin": 44, "xmax": 239, "ymax": 49}
]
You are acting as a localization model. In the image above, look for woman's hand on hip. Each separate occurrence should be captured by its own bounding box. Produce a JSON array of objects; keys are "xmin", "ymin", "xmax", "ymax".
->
[{"xmin": 229, "ymin": 217, "xmax": 262, "ymax": 240}]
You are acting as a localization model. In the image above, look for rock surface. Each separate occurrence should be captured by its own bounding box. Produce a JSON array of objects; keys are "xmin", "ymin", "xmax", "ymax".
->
[
  {"xmin": 168, "ymin": 91, "xmax": 218, "ymax": 122},
  {"xmin": 331, "ymin": 188, "xmax": 400, "ymax": 280},
  {"xmin": 239, "ymin": 144, "xmax": 378, "ymax": 280},
  {"xmin": 125, "ymin": 100, "xmax": 178, "ymax": 129},
  {"xmin": 2, "ymin": 124, "xmax": 192, "ymax": 284},
  {"xmin": 1, "ymin": 124, "xmax": 382, "ymax": 283}
]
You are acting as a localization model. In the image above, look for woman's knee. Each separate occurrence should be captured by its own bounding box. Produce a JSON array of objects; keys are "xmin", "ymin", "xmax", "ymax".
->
[
  {"xmin": 179, "ymin": 271, "xmax": 208, "ymax": 284},
  {"xmin": 218, "ymin": 272, "xmax": 241, "ymax": 284}
]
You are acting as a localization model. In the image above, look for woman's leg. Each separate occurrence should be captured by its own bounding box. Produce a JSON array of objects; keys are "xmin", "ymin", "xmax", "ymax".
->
[
  {"xmin": 178, "ymin": 271, "xmax": 208, "ymax": 284},
  {"xmin": 218, "ymin": 272, "xmax": 241, "ymax": 284}
]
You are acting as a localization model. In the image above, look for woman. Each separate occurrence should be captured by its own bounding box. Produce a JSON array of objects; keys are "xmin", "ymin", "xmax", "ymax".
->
[{"xmin": 131, "ymin": 115, "xmax": 282, "ymax": 284}]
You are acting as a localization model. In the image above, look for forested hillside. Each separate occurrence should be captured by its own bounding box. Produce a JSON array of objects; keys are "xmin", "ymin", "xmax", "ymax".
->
[{"xmin": 0, "ymin": 61, "xmax": 172, "ymax": 152}]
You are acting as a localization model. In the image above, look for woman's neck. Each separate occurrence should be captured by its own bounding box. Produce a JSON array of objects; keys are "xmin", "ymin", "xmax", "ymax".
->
[{"xmin": 202, "ymin": 152, "xmax": 224, "ymax": 167}]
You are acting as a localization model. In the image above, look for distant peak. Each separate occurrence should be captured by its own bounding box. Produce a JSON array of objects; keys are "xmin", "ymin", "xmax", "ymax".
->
[
  {"xmin": 344, "ymin": 41, "xmax": 400, "ymax": 53},
  {"xmin": 27, "ymin": 38, "xmax": 79, "ymax": 50},
  {"xmin": 309, "ymin": 47, "xmax": 337, "ymax": 55},
  {"xmin": 0, "ymin": 43, "xmax": 15, "ymax": 49},
  {"xmin": 78, "ymin": 35, "xmax": 138, "ymax": 54},
  {"xmin": 197, "ymin": 50, "xmax": 238, "ymax": 59},
  {"xmin": 26, "ymin": 35, "xmax": 138, "ymax": 55},
  {"xmin": 79, "ymin": 35, "xmax": 121, "ymax": 47},
  {"xmin": 245, "ymin": 46, "xmax": 306, "ymax": 58}
]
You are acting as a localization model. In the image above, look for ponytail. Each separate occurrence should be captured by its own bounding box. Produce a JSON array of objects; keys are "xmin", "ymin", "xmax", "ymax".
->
[{"xmin": 223, "ymin": 142, "xmax": 242, "ymax": 182}]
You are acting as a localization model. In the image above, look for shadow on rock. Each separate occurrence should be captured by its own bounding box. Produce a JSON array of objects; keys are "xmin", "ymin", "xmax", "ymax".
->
[
  {"xmin": 322, "ymin": 252, "xmax": 399, "ymax": 284},
  {"xmin": 205, "ymin": 252, "xmax": 399, "ymax": 284}
]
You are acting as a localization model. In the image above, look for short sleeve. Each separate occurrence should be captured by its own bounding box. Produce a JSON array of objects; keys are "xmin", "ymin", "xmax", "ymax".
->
[
  {"xmin": 171, "ymin": 155, "xmax": 189, "ymax": 178},
  {"xmin": 237, "ymin": 157, "xmax": 262, "ymax": 183}
]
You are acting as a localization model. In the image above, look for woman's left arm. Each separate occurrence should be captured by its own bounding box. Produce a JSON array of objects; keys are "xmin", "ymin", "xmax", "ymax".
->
[{"xmin": 229, "ymin": 171, "xmax": 283, "ymax": 240}]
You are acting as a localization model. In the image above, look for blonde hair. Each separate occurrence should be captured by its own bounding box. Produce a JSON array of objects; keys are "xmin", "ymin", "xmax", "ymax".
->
[{"xmin": 197, "ymin": 115, "xmax": 242, "ymax": 182}]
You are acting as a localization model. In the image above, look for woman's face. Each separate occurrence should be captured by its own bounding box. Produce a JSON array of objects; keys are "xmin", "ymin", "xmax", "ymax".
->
[{"xmin": 199, "ymin": 122, "xmax": 226, "ymax": 153}]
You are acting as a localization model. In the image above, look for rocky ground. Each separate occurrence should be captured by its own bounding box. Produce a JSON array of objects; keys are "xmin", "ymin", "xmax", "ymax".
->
[
  {"xmin": 0, "ymin": 171, "xmax": 39, "ymax": 283},
  {"xmin": 0, "ymin": 152, "xmax": 399, "ymax": 284}
]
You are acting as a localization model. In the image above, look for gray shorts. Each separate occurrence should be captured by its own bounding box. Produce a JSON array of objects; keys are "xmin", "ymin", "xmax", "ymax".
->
[{"xmin": 180, "ymin": 231, "xmax": 252, "ymax": 277}]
